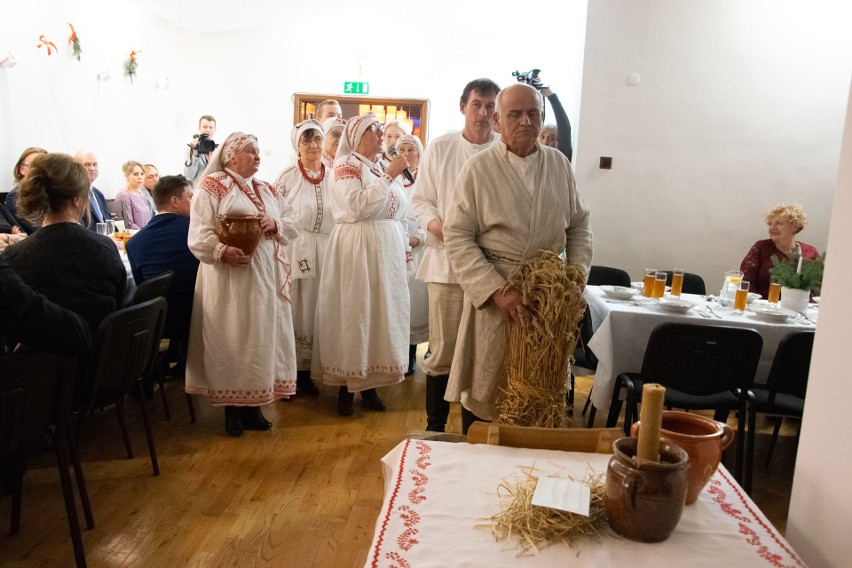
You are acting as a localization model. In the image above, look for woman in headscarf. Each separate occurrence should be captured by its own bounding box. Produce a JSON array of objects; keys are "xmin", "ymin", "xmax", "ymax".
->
[
  {"xmin": 273, "ymin": 119, "xmax": 335, "ymax": 396},
  {"xmin": 321, "ymin": 117, "xmax": 346, "ymax": 170},
  {"xmin": 312, "ymin": 113, "xmax": 411, "ymax": 416},
  {"xmin": 186, "ymin": 132, "xmax": 300, "ymax": 437},
  {"xmin": 396, "ymin": 135, "xmax": 429, "ymax": 374}
]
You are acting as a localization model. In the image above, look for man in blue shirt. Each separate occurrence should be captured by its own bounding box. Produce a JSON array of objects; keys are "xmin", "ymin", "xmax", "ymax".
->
[{"xmin": 126, "ymin": 175, "xmax": 198, "ymax": 353}]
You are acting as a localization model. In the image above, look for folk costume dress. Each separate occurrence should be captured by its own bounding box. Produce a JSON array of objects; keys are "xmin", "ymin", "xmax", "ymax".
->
[
  {"xmin": 274, "ymin": 120, "xmax": 335, "ymax": 371},
  {"xmin": 186, "ymin": 133, "xmax": 300, "ymax": 406},
  {"xmin": 443, "ymin": 140, "xmax": 594, "ymax": 420},
  {"xmin": 312, "ymin": 114, "xmax": 411, "ymax": 392}
]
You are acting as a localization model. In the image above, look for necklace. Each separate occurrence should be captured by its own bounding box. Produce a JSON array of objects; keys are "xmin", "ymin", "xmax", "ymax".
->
[{"xmin": 298, "ymin": 160, "xmax": 325, "ymax": 185}]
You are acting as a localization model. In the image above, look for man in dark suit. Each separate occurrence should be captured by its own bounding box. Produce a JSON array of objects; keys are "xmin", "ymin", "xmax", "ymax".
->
[
  {"xmin": 125, "ymin": 175, "xmax": 198, "ymax": 354},
  {"xmin": 74, "ymin": 149, "xmax": 110, "ymax": 231}
]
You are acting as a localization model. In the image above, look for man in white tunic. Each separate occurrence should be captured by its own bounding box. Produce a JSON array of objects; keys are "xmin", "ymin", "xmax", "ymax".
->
[
  {"xmin": 443, "ymin": 83, "xmax": 593, "ymax": 433},
  {"xmin": 186, "ymin": 132, "xmax": 300, "ymax": 437},
  {"xmin": 411, "ymin": 78, "xmax": 501, "ymax": 432}
]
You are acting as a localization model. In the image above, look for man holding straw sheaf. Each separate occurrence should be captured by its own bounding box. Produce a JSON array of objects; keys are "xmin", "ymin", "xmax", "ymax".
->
[{"xmin": 443, "ymin": 83, "xmax": 593, "ymax": 433}]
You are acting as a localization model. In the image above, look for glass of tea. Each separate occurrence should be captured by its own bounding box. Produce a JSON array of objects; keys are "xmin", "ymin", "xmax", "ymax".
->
[
  {"xmin": 768, "ymin": 276, "xmax": 781, "ymax": 304},
  {"xmin": 654, "ymin": 271, "xmax": 667, "ymax": 299},
  {"xmin": 671, "ymin": 268, "xmax": 684, "ymax": 297},
  {"xmin": 643, "ymin": 268, "xmax": 657, "ymax": 297},
  {"xmin": 734, "ymin": 280, "xmax": 750, "ymax": 314}
]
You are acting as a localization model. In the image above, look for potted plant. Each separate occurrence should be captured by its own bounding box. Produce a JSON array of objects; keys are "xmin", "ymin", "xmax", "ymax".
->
[{"xmin": 769, "ymin": 252, "xmax": 825, "ymax": 313}]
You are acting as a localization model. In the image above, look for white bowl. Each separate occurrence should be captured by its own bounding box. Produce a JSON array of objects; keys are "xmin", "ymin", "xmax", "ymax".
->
[
  {"xmin": 750, "ymin": 305, "xmax": 796, "ymax": 323},
  {"xmin": 656, "ymin": 297, "xmax": 694, "ymax": 314},
  {"xmin": 631, "ymin": 281, "xmax": 671, "ymax": 293},
  {"xmin": 600, "ymin": 285, "xmax": 636, "ymax": 300}
]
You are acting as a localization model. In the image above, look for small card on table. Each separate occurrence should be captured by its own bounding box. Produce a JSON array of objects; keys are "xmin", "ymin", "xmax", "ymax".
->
[{"xmin": 531, "ymin": 477, "xmax": 591, "ymax": 516}]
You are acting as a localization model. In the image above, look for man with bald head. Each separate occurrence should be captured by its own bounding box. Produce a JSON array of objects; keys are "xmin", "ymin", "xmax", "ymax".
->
[
  {"xmin": 74, "ymin": 149, "xmax": 110, "ymax": 231},
  {"xmin": 443, "ymin": 83, "xmax": 593, "ymax": 432}
]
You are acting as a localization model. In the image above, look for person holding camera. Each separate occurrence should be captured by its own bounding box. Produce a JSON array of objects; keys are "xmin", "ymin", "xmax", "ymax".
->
[
  {"xmin": 514, "ymin": 70, "xmax": 574, "ymax": 162},
  {"xmin": 184, "ymin": 114, "xmax": 217, "ymax": 186}
]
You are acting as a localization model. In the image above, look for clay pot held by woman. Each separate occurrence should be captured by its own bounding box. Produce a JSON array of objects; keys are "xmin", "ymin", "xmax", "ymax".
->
[
  {"xmin": 605, "ymin": 437, "xmax": 688, "ymax": 543},
  {"xmin": 216, "ymin": 214, "xmax": 263, "ymax": 256},
  {"xmin": 631, "ymin": 410, "xmax": 735, "ymax": 505}
]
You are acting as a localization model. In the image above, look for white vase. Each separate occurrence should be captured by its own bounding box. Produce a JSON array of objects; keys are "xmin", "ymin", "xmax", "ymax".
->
[{"xmin": 780, "ymin": 286, "xmax": 810, "ymax": 314}]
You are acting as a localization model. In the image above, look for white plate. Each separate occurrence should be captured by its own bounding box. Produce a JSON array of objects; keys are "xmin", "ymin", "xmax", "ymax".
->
[
  {"xmin": 600, "ymin": 285, "xmax": 636, "ymax": 300},
  {"xmin": 750, "ymin": 305, "xmax": 796, "ymax": 323},
  {"xmin": 656, "ymin": 298, "xmax": 694, "ymax": 314},
  {"xmin": 631, "ymin": 281, "xmax": 671, "ymax": 293}
]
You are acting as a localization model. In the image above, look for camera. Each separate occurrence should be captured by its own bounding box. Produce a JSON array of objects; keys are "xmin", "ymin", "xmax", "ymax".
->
[
  {"xmin": 192, "ymin": 133, "xmax": 218, "ymax": 155},
  {"xmin": 512, "ymin": 68, "xmax": 547, "ymax": 90}
]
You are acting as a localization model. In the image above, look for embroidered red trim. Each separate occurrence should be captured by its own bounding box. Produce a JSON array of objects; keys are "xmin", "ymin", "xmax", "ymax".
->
[
  {"xmin": 335, "ymin": 163, "xmax": 362, "ymax": 181},
  {"xmin": 200, "ymin": 176, "xmax": 229, "ymax": 201}
]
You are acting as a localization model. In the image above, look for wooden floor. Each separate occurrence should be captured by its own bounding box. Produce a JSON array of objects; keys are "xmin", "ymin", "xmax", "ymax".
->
[{"xmin": 0, "ymin": 347, "xmax": 799, "ymax": 567}]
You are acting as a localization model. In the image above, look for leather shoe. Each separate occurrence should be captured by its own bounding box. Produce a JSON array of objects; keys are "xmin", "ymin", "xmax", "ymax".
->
[
  {"xmin": 296, "ymin": 370, "xmax": 320, "ymax": 396},
  {"xmin": 224, "ymin": 406, "xmax": 244, "ymax": 437},
  {"xmin": 361, "ymin": 388, "xmax": 386, "ymax": 412},
  {"xmin": 337, "ymin": 387, "xmax": 354, "ymax": 416},
  {"xmin": 241, "ymin": 406, "xmax": 272, "ymax": 431}
]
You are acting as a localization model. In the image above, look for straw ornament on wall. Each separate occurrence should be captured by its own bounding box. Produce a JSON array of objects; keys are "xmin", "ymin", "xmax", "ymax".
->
[{"xmin": 496, "ymin": 250, "xmax": 587, "ymax": 428}]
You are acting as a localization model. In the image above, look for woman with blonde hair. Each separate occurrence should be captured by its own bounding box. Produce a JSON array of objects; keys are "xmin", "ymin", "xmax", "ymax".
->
[
  {"xmin": 115, "ymin": 160, "xmax": 155, "ymax": 229},
  {"xmin": 740, "ymin": 202, "xmax": 819, "ymax": 298}
]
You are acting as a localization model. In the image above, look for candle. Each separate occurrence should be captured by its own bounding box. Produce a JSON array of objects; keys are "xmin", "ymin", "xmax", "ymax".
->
[
  {"xmin": 636, "ymin": 383, "xmax": 666, "ymax": 462},
  {"xmin": 796, "ymin": 255, "xmax": 803, "ymax": 274}
]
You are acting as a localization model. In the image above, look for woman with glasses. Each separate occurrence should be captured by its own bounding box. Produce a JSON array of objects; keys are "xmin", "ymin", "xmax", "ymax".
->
[
  {"xmin": 312, "ymin": 113, "xmax": 412, "ymax": 416},
  {"xmin": 273, "ymin": 119, "xmax": 335, "ymax": 396},
  {"xmin": 4, "ymin": 146, "xmax": 47, "ymax": 233}
]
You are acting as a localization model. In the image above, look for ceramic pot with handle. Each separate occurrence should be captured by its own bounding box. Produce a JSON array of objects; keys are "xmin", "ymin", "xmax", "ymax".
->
[{"xmin": 215, "ymin": 214, "xmax": 263, "ymax": 256}]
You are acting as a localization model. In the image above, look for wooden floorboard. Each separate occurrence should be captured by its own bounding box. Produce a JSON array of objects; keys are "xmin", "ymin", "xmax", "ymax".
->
[{"xmin": 0, "ymin": 346, "xmax": 797, "ymax": 567}]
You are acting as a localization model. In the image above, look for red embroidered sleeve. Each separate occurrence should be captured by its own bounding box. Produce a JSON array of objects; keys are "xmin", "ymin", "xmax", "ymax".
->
[
  {"xmin": 199, "ymin": 176, "xmax": 229, "ymax": 202},
  {"xmin": 335, "ymin": 163, "xmax": 362, "ymax": 181}
]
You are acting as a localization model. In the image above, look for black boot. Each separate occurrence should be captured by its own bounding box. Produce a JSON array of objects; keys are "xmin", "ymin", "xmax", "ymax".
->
[
  {"xmin": 296, "ymin": 370, "xmax": 320, "ymax": 396},
  {"xmin": 361, "ymin": 388, "xmax": 386, "ymax": 411},
  {"xmin": 425, "ymin": 374, "xmax": 450, "ymax": 432},
  {"xmin": 241, "ymin": 406, "xmax": 272, "ymax": 431},
  {"xmin": 224, "ymin": 406, "xmax": 244, "ymax": 437},
  {"xmin": 406, "ymin": 345, "xmax": 417, "ymax": 375},
  {"xmin": 337, "ymin": 386, "xmax": 354, "ymax": 416},
  {"xmin": 461, "ymin": 407, "xmax": 487, "ymax": 435}
]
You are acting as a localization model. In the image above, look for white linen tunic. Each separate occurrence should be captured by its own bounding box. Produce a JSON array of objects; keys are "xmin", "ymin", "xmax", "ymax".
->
[
  {"xmin": 312, "ymin": 153, "xmax": 410, "ymax": 391},
  {"xmin": 186, "ymin": 169, "xmax": 300, "ymax": 405},
  {"xmin": 403, "ymin": 176, "xmax": 429, "ymax": 344},
  {"xmin": 443, "ymin": 141, "xmax": 593, "ymax": 420},
  {"xmin": 274, "ymin": 163, "xmax": 335, "ymax": 370}
]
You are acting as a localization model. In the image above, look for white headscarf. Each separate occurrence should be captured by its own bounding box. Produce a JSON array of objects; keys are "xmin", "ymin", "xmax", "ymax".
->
[
  {"xmin": 336, "ymin": 112, "xmax": 379, "ymax": 160},
  {"xmin": 396, "ymin": 134, "xmax": 424, "ymax": 157},
  {"xmin": 201, "ymin": 131, "xmax": 258, "ymax": 178},
  {"xmin": 322, "ymin": 117, "xmax": 346, "ymax": 135},
  {"xmin": 290, "ymin": 119, "xmax": 324, "ymax": 152}
]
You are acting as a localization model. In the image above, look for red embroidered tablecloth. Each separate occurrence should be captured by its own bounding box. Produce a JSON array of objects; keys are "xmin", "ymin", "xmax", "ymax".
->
[{"xmin": 366, "ymin": 439, "xmax": 806, "ymax": 568}]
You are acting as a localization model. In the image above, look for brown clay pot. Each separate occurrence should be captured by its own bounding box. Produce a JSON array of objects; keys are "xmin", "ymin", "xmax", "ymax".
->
[
  {"xmin": 605, "ymin": 437, "xmax": 688, "ymax": 543},
  {"xmin": 216, "ymin": 214, "xmax": 263, "ymax": 256},
  {"xmin": 631, "ymin": 410, "xmax": 735, "ymax": 504}
]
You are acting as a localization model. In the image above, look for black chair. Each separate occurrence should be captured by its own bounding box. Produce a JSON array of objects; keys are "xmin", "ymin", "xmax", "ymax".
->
[
  {"xmin": 74, "ymin": 297, "xmax": 167, "ymax": 476},
  {"xmin": 612, "ymin": 323, "xmax": 762, "ymax": 483},
  {"xmin": 0, "ymin": 351, "xmax": 90, "ymax": 567},
  {"xmin": 579, "ymin": 266, "xmax": 631, "ymax": 426},
  {"xmin": 132, "ymin": 270, "xmax": 196, "ymax": 423},
  {"xmin": 663, "ymin": 270, "xmax": 707, "ymax": 295},
  {"xmin": 744, "ymin": 331, "xmax": 814, "ymax": 493}
]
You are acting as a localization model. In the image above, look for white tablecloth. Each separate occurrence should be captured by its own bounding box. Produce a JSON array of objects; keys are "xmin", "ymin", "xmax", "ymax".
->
[
  {"xmin": 366, "ymin": 439, "xmax": 805, "ymax": 568},
  {"xmin": 586, "ymin": 287, "xmax": 818, "ymax": 413}
]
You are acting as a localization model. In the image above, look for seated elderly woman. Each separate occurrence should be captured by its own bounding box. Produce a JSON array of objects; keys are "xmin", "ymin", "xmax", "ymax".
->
[
  {"xmin": 740, "ymin": 202, "xmax": 819, "ymax": 298},
  {"xmin": 3, "ymin": 152, "xmax": 127, "ymax": 334}
]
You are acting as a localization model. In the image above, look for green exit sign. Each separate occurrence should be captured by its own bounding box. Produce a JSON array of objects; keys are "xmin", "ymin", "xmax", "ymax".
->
[{"xmin": 344, "ymin": 81, "xmax": 370, "ymax": 94}]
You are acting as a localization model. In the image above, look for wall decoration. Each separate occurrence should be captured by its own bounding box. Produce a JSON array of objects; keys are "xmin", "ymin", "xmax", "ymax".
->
[
  {"xmin": 37, "ymin": 35, "xmax": 58, "ymax": 56},
  {"xmin": 68, "ymin": 23, "xmax": 82, "ymax": 61},
  {"xmin": 124, "ymin": 50, "xmax": 141, "ymax": 83},
  {"xmin": 0, "ymin": 51, "xmax": 16, "ymax": 69}
]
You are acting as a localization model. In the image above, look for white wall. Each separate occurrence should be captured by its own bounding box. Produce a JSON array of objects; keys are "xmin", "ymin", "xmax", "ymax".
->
[
  {"xmin": 785, "ymin": 79, "xmax": 852, "ymax": 567},
  {"xmin": 1, "ymin": 1, "xmax": 589, "ymax": 194},
  {"xmin": 577, "ymin": 0, "xmax": 851, "ymax": 285},
  {"xmin": 0, "ymin": 0, "xmax": 182, "ymax": 197}
]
